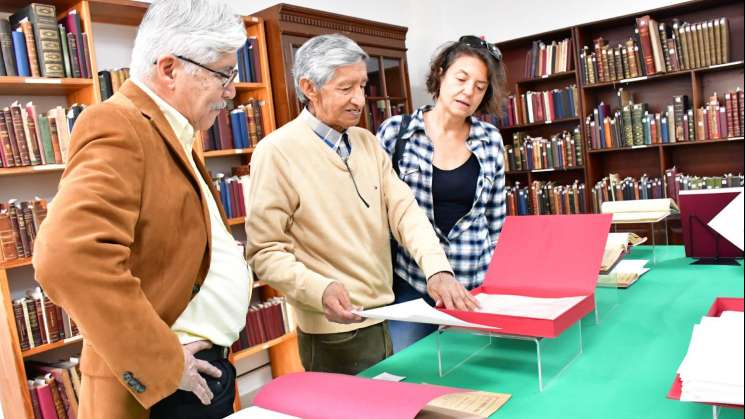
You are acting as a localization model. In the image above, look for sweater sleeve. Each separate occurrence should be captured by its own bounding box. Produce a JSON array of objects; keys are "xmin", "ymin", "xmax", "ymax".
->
[{"xmin": 245, "ymin": 140, "xmax": 334, "ymax": 313}]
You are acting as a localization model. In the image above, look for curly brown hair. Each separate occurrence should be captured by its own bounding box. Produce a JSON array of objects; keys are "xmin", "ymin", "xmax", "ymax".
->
[{"xmin": 425, "ymin": 40, "xmax": 508, "ymax": 117}]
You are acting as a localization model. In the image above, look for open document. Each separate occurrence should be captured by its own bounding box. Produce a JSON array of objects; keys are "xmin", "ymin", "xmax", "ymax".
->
[{"xmin": 354, "ymin": 299, "xmax": 499, "ymax": 330}]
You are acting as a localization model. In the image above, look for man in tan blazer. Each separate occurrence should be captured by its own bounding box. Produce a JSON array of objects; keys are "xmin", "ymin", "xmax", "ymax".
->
[{"xmin": 33, "ymin": 1, "xmax": 250, "ymax": 418}]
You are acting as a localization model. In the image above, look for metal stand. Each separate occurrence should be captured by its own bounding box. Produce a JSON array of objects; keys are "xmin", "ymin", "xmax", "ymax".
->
[
  {"xmin": 435, "ymin": 320, "xmax": 583, "ymax": 392},
  {"xmin": 689, "ymin": 215, "xmax": 741, "ymax": 266},
  {"xmin": 712, "ymin": 405, "xmax": 720, "ymax": 419}
]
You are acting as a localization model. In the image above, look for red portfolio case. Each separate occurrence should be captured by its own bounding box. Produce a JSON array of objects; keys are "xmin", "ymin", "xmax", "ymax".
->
[
  {"xmin": 667, "ymin": 297, "xmax": 744, "ymax": 409},
  {"xmin": 441, "ymin": 214, "xmax": 612, "ymax": 338}
]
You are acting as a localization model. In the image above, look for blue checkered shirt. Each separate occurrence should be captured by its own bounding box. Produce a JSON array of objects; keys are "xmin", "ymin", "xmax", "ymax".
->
[
  {"xmin": 300, "ymin": 108, "xmax": 351, "ymax": 159},
  {"xmin": 377, "ymin": 105, "xmax": 506, "ymax": 293}
]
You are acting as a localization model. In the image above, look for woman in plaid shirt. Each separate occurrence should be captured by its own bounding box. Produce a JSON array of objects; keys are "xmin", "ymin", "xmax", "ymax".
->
[{"xmin": 377, "ymin": 36, "xmax": 508, "ymax": 352}]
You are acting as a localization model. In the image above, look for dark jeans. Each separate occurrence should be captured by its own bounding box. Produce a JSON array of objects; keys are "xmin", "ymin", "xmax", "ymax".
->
[
  {"xmin": 298, "ymin": 321, "xmax": 392, "ymax": 375},
  {"xmin": 150, "ymin": 348, "xmax": 235, "ymax": 419},
  {"xmin": 389, "ymin": 273, "xmax": 438, "ymax": 353}
]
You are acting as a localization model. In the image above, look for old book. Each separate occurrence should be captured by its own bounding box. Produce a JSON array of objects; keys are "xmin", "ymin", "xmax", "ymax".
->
[
  {"xmin": 659, "ymin": 22, "xmax": 671, "ymax": 71},
  {"xmin": 648, "ymin": 17, "xmax": 666, "ymax": 73},
  {"xmin": 24, "ymin": 102, "xmax": 46, "ymax": 164},
  {"xmin": 10, "ymin": 4, "xmax": 65, "ymax": 78},
  {"xmin": 65, "ymin": 10, "xmax": 87, "ymax": 78},
  {"xmin": 673, "ymin": 95, "xmax": 688, "ymax": 142},
  {"xmin": 720, "ymin": 17, "xmax": 729, "ymax": 64},
  {"xmin": 0, "ymin": 19, "xmax": 16, "ymax": 76},
  {"xmin": 66, "ymin": 32, "xmax": 81, "ymax": 78},
  {"xmin": 693, "ymin": 23, "xmax": 705, "ymax": 68},
  {"xmin": 16, "ymin": 20, "xmax": 41, "ymax": 77},
  {"xmin": 0, "ymin": 115, "xmax": 16, "ymax": 168},
  {"xmin": 0, "ymin": 209, "xmax": 19, "ymax": 262},
  {"xmin": 36, "ymin": 114, "xmax": 56, "ymax": 164},
  {"xmin": 58, "ymin": 24, "xmax": 71, "ymax": 77},
  {"xmin": 695, "ymin": 107, "xmax": 706, "ymax": 140},
  {"xmin": 33, "ymin": 379, "xmax": 57, "ymax": 419},
  {"xmin": 701, "ymin": 20, "xmax": 713, "ymax": 67},
  {"xmin": 9, "ymin": 104, "xmax": 32, "ymax": 166},
  {"xmin": 667, "ymin": 38, "xmax": 679, "ymax": 71},
  {"xmin": 725, "ymin": 93, "xmax": 736, "ymax": 138},
  {"xmin": 598, "ymin": 259, "xmax": 650, "ymax": 288},
  {"xmin": 687, "ymin": 109, "xmax": 695, "ymax": 141},
  {"xmin": 43, "ymin": 374, "xmax": 67, "ymax": 419}
]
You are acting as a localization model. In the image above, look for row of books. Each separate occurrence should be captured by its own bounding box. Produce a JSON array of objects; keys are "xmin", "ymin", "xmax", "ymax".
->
[
  {"xmin": 236, "ymin": 37, "xmax": 262, "ymax": 83},
  {"xmin": 202, "ymin": 99, "xmax": 266, "ymax": 151},
  {"xmin": 0, "ymin": 103, "xmax": 81, "ymax": 168},
  {"xmin": 0, "ymin": 198, "xmax": 48, "ymax": 262},
  {"xmin": 98, "ymin": 68, "xmax": 131, "ymax": 101},
  {"xmin": 504, "ymin": 128, "xmax": 583, "ymax": 172},
  {"xmin": 231, "ymin": 297, "xmax": 293, "ymax": 353},
  {"xmin": 590, "ymin": 170, "xmax": 744, "ymax": 212},
  {"xmin": 579, "ymin": 15, "xmax": 731, "ymax": 85},
  {"xmin": 523, "ymin": 38, "xmax": 573, "ymax": 79},
  {"xmin": 586, "ymin": 89, "xmax": 744, "ymax": 150},
  {"xmin": 0, "ymin": 5, "xmax": 92, "ymax": 78},
  {"xmin": 214, "ymin": 171, "xmax": 250, "ymax": 220},
  {"xmin": 506, "ymin": 180, "xmax": 587, "ymax": 216},
  {"xmin": 12, "ymin": 287, "xmax": 80, "ymax": 352},
  {"xmin": 666, "ymin": 166, "xmax": 744, "ymax": 203},
  {"xmin": 500, "ymin": 85, "xmax": 579, "ymax": 128},
  {"xmin": 27, "ymin": 358, "xmax": 81, "ymax": 419}
]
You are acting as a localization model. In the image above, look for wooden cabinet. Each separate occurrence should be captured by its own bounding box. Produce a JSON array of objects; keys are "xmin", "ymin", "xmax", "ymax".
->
[{"xmin": 255, "ymin": 3, "xmax": 413, "ymax": 133}]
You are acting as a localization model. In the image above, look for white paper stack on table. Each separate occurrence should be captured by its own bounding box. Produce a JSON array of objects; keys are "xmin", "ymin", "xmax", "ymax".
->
[{"xmin": 677, "ymin": 311, "xmax": 744, "ymax": 405}]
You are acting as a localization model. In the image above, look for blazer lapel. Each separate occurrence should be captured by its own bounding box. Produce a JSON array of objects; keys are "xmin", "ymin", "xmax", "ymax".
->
[{"xmin": 116, "ymin": 80, "xmax": 219, "ymax": 250}]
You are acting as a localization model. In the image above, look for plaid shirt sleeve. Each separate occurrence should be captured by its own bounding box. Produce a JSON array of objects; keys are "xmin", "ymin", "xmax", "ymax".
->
[
  {"xmin": 485, "ymin": 127, "xmax": 507, "ymax": 248},
  {"xmin": 376, "ymin": 115, "xmax": 403, "ymax": 156}
]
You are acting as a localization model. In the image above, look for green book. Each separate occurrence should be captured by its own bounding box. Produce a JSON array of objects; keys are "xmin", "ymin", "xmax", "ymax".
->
[
  {"xmin": 36, "ymin": 115, "xmax": 56, "ymax": 164},
  {"xmin": 58, "ymin": 24, "xmax": 71, "ymax": 78}
]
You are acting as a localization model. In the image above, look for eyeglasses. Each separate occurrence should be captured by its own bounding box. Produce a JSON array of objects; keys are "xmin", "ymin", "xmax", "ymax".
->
[
  {"xmin": 174, "ymin": 54, "xmax": 238, "ymax": 88},
  {"xmin": 458, "ymin": 35, "xmax": 503, "ymax": 62}
]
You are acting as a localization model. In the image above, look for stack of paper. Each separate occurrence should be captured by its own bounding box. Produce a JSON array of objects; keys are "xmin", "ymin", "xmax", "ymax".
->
[
  {"xmin": 597, "ymin": 259, "xmax": 649, "ymax": 288},
  {"xmin": 677, "ymin": 311, "xmax": 744, "ymax": 405}
]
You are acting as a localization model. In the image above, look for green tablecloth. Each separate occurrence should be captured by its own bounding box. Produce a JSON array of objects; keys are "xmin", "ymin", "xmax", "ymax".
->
[{"xmin": 360, "ymin": 246, "xmax": 744, "ymax": 418}]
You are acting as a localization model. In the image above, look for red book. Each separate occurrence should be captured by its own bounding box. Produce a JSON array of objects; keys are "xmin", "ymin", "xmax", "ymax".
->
[
  {"xmin": 718, "ymin": 108, "xmax": 728, "ymax": 139},
  {"xmin": 636, "ymin": 16, "xmax": 658, "ymax": 75},
  {"xmin": 35, "ymin": 380, "xmax": 59, "ymax": 419}
]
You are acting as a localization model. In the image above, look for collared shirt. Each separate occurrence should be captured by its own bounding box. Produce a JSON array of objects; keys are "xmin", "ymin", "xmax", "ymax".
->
[
  {"xmin": 377, "ymin": 105, "xmax": 506, "ymax": 293},
  {"xmin": 299, "ymin": 107, "xmax": 351, "ymax": 160},
  {"xmin": 131, "ymin": 78, "xmax": 250, "ymax": 347}
]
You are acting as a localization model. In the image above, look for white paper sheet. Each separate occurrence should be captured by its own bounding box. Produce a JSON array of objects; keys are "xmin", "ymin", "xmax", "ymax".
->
[
  {"xmin": 353, "ymin": 299, "xmax": 499, "ymax": 329},
  {"xmin": 225, "ymin": 406, "xmax": 301, "ymax": 419},
  {"xmin": 474, "ymin": 294, "xmax": 585, "ymax": 320},
  {"xmin": 609, "ymin": 259, "xmax": 649, "ymax": 275},
  {"xmin": 677, "ymin": 312, "xmax": 744, "ymax": 405},
  {"xmin": 708, "ymin": 191, "xmax": 744, "ymax": 251},
  {"xmin": 372, "ymin": 372, "xmax": 406, "ymax": 382}
]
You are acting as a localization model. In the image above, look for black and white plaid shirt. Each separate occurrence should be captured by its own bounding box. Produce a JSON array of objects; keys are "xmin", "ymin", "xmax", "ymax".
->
[{"xmin": 377, "ymin": 106, "xmax": 506, "ymax": 292}]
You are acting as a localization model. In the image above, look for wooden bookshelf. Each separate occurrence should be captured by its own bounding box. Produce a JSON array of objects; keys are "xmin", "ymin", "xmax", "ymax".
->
[
  {"xmin": 0, "ymin": 164, "xmax": 66, "ymax": 177},
  {"xmin": 21, "ymin": 335, "xmax": 83, "ymax": 358},
  {"xmin": 497, "ymin": 116, "xmax": 581, "ymax": 132},
  {"xmin": 230, "ymin": 331, "xmax": 297, "ymax": 363},
  {"xmin": 495, "ymin": 0, "xmax": 743, "ymax": 229},
  {"xmin": 517, "ymin": 70, "xmax": 577, "ymax": 84},
  {"xmin": 0, "ymin": 2, "xmax": 299, "ymax": 419},
  {"xmin": 204, "ymin": 148, "xmax": 254, "ymax": 158}
]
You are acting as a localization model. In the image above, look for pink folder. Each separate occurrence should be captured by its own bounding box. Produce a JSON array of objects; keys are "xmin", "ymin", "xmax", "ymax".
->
[
  {"xmin": 441, "ymin": 214, "xmax": 612, "ymax": 338},
  {"xmin": 253, "ymin": 372, "xmax": 466, "ymax": 419},
  {"xmin": 668, "ymin": 297, "xmax": 744, "ymax": 410}
]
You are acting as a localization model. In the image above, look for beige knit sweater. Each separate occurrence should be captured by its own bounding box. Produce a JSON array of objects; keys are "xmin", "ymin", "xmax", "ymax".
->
[{"xmin": 245, "ymin": 117, "xmax": 452, "ymax": 334}]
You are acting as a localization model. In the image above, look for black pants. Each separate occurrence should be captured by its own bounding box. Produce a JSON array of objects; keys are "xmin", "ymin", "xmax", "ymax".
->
[{"xmin": 150, "ymin": 347, "xmax": 236, "ymax": 419}]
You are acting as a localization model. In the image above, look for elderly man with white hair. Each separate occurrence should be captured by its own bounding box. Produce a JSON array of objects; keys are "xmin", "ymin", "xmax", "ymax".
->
[
  {"xmin": 245, "ymin": 34, "xmax": 478, "ymax": 375},
  {"xmin": 33, "ymin": 1, "xmax": 250, "ymax": 418}
]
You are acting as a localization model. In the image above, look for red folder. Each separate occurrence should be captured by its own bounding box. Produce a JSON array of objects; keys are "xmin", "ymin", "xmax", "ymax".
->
[
  {"xmin": 679, "ymin": 189, "xmax": 743, "ymax": 259},
  {"xmin": 252, "ymin": 372, "xmax": 469, "ymax": 419},
  {"xmin": 441, "ymin": 214, "xmax": 612, "ymax": 338},
  {"xmin": 667, "ymin": 297, "xmax": 744, "ymax": 410}
]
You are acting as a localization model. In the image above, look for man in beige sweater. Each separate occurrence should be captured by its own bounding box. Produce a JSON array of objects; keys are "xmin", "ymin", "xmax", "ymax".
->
[{"xmin": 245, "ymin": 34, "xmax": 478, "ymax": 375}]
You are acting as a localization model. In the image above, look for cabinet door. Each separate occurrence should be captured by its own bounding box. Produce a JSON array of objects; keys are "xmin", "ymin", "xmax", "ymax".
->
[{"xmin": 280, "ymin": 34, "xmax": 311, "ymax": 120}]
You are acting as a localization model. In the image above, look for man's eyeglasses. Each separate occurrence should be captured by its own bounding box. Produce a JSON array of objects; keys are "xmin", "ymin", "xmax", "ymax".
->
[
  {"xmin": 458, "ymin": 35, "xmax": 503, "ymax": 63},
  {"xmin": 174, "ymin": 54, "xmax": 238, "ymax": 88}
]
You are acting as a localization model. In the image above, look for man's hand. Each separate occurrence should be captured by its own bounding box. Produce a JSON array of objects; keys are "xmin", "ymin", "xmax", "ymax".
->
[
  {"xmin": 322, "ymin": 282, "xmax": 364, "ymax": 324},
  {"xmin": 179, "ymin": 340, "xmax": 223, "ymax": 405},
  {"xmin": 427, "ymin": 272, "xmax": 480, "ymax": 311}
]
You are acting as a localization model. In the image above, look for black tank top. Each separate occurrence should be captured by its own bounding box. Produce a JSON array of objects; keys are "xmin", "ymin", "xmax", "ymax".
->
[{"xmin": 432, "ymin": 154, "xmax": 479, "ymax": 236}]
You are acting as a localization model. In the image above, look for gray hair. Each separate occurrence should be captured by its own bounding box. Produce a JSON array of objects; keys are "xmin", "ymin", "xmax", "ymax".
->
[
  {"xmin": 130, "ymin": 0, "xmax": 246, "ymax": 80},
  {"xmin": 293, "ymin": 34, "xmax": 369, "ymax": 104}
]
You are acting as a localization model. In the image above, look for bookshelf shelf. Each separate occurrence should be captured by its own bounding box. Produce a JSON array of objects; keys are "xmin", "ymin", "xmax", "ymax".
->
[
  {"xmin": 227, "ymin": 217, "xmax": 246, "ymax": 226},
  {"xmin": 0, "ymin": 77, "xmax": 94, "ymax": 95},
  {"xmin": 234, "ymin": 82, "xmax": 268, "ymax": 91},
  {"xmin": 21, "ymin": 335, "xmax": 83, "ymax": 359},
  {"xmin": 0, "ymin": 257, "xmax": 33, "ymax": 271},
  {"xmin": 499, "ymin": 116, "xmax": 580, "ymax": 132},
  {"xmin": 230, "ymin": 331, "xmax": 297, "ymax": 363},
  {"xmin": 588, "ymin": 138, "xmax": 744, "ymax": 154},
  {"xmin": 0, "ymin": 164, "xmax": 65, "ymax": 177},
  {"xmin": 517, "ymin": 70, "xmax": 576, "ymax": 84},
  {"xmin": 506, "ymin": 166, "xmax": 585, "ymax": 175},
  {"xmin": 204, "ymin": 148, "xmax": 255, "ymax": 158},
  {"xmin": 582, "ymin": 61, "xmax": 744, "ymax": 90}
]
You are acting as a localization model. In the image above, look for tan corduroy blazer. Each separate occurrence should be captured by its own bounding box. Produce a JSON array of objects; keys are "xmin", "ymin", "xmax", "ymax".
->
[{"xmin": 33, "ymin": 80, "xmax": 228, "ymax": 418}]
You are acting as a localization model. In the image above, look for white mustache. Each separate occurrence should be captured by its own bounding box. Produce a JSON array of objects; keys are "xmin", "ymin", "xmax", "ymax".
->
[{"xmin": 210, "ymin": 101, "xmax": 228, "ymax": 111}]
